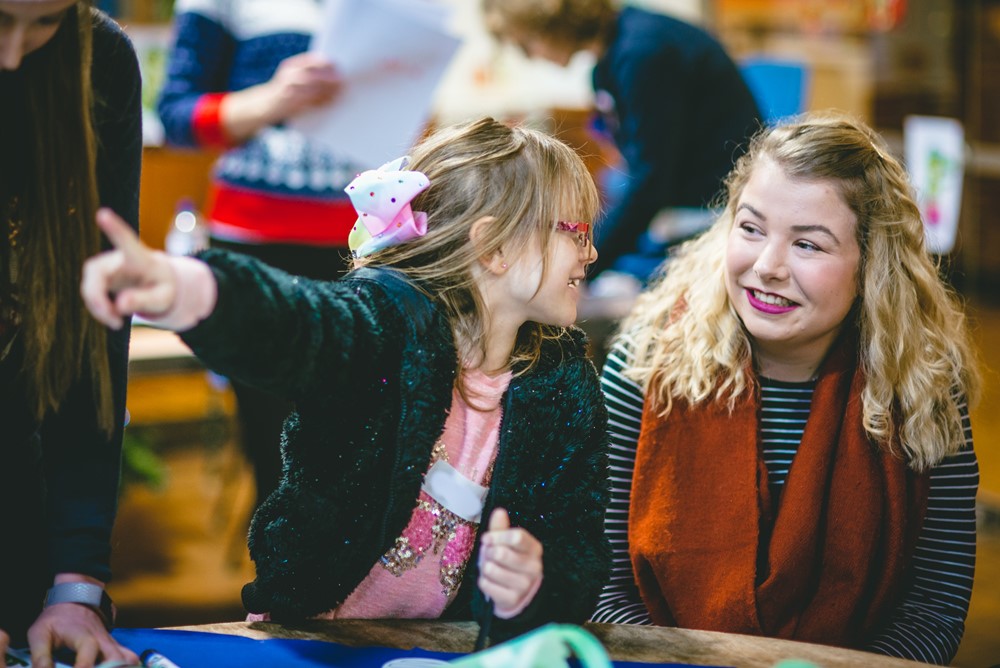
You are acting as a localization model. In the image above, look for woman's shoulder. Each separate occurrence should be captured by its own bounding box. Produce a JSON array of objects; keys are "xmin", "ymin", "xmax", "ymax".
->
[
  {"xmin": 614, "ymin": 6, "xmax": 717, "ymax": 56},
  {"xmin": 91, "ymin": 10, "xmax": 137, "ymax": 56},
  {"xmin": 604, "ymin": 329, "xmax": 639, "ymax": 364},
  {"xmin": 91, "ymin": 10, "xmax": 140, "ymax": 86}
]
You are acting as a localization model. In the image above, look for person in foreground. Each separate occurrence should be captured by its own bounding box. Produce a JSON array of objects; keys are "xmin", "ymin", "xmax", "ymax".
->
[
  {"xmin": 592, "ymin": 113, "xmax": 979, "ymax": 665},
  {"xmin": 0, "ymin": 0, "xmax": 141, "ymax": 666},
  {"xmin": 81, "ymin": 118, "xmax": 612, "ymax": 641}
]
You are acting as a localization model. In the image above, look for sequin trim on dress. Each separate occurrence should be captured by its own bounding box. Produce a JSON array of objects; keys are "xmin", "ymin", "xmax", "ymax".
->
[{"xmin": 379, "ymin": 441, "xmax": 490, "ymax": 597}]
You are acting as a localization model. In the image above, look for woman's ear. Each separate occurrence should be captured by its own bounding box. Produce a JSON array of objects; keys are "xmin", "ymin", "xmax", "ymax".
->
[{"xmin": 469, "ymin": 216, "xmax": 508, "ymax": 274}]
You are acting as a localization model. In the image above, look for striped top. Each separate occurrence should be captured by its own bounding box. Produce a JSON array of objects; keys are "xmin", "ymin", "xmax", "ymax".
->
[{"xmin": 592, "ymin": 336, "xmax": 979, "ymax": 665}]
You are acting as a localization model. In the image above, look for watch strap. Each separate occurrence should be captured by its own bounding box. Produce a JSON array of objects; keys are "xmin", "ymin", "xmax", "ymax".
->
[{"xmin": 44, "ymin": 582, "xmax": 115, "ymax": 630}]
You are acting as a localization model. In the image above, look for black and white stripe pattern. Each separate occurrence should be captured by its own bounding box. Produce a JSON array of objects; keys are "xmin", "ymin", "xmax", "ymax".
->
[
  {"xmin": 595, "ymin": 339, "xmax": 652, "ymax": 625},
  {"xmin": 591, "ymin": 337, "xmax": 978, "ymax": 665},
  {"xmin": 759, "ymin": 379, "xmax": 812, "ymax": 497}
]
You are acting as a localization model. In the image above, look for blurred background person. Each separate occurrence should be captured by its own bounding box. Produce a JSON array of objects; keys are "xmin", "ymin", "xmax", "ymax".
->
[
  {"xmin": 157, "ymin": 0, "xmax": 363, "ymax": 510},
  {"xmin": 482, "ymin": 0, "xmax": 762, "ymax": 285}
]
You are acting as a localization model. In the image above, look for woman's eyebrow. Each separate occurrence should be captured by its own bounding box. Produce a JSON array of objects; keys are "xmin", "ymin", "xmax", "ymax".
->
[
  {"xmin": 791, "ymin": 223, "xmax": 840, "ymax": 244},
  {"xmin": 736, "ymin": 202, "xmax": 764, "ymax": 220}
]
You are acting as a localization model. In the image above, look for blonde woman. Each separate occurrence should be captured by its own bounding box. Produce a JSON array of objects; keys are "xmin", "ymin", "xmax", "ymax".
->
[{"xmin": 593, "ymin": 113, "xmax": 979, "ymax": 665}]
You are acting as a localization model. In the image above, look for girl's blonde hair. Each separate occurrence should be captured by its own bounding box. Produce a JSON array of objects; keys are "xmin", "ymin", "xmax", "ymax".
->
[
  {"xmin": 2, "ymin": 1, "xmax": 114, "ymax": 434},
  {"xmin": 355, "ymin": 117, "xmax": 600, "ymax": 375},
  {"xmin": 621, "ymin": 112, "xmax": 980, "ymax": 471}
]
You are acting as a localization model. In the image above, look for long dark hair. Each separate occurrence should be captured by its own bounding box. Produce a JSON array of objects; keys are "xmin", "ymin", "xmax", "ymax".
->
[{"xmin": 3, "ymin": 1, "xmax": 113, "ymax": 433}]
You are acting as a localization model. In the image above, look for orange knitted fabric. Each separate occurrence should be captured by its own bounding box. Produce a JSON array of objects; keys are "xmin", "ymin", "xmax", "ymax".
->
[{"xmin": 629, "ymin": 338, "xmax": 930, "ymax": 647}]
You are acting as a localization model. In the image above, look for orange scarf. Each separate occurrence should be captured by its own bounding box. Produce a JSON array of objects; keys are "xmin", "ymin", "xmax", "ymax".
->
[{"xmin": 629, "ymin": 339, "xmax": 929, "ymax": 647}]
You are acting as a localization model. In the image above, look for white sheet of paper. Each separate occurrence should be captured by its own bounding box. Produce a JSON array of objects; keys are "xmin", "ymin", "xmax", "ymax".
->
[
  {"xmin": 290, "ymin": 0, "xmax": 461, "ymax": 168},
  {"xmin": 903, "ymin": 115, "xmax": 965, "ymax": 255},
  {"xmin": 5, "ymin": 648, "xmax": 75, "ymax": 668}
]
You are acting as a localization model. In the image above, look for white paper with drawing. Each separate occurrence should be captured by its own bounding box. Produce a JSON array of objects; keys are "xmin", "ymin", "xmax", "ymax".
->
[
  {"xmin": 903, "ymin": 115, "xmax": 965, "ymax": 255},
  {"xmin": 290, "ymin": 0, "xmax": 461, "ymax": 167}
]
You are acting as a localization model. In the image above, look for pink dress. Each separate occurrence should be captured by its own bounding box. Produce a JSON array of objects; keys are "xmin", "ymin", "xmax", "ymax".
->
[{"xmin": 318, "ymin": 368, "xmax": 512, "ymax": 619}]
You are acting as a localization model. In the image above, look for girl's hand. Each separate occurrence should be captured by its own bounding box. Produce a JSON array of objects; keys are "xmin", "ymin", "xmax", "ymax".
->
[
  {"xmin": 81, "ymin": 208, "xmax": 176, "ymax": 329},
  {"xmin": 477, "ymin": 508, "xmax": 544, "ymax": 619}
]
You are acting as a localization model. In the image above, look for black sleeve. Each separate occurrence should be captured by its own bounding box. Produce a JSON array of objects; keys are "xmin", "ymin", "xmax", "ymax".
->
[
  {"xmin": 92, "ymin": 10, "xmax": 142, "ymax": 232},
  {"xmin": 156, "ymin": 8, "xmax": 238, "ymax": 147},
  {"xmin": 864, "ymin": 406, "xmax": 978, "ymax": 664},
  {"xmin": 591, "ymin": 337, "xmax": 653, "ymax": 624},
  {"xmin": 180, "ymin": 250, "xmax": 385, "ymax": 402},
  {"xmin": 43, "ymin": 11, "xmax": 142, "ymax": 580}
]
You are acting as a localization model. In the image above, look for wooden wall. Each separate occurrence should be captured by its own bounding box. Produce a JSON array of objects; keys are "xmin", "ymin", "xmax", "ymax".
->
[{"xmin": 138, "ymin": 147, "xmax": 217, "ymax": 250}]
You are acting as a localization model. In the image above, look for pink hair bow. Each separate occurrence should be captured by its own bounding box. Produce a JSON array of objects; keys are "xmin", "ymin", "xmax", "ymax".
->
[{"xmin": 346, "ymin": 156, "xmax": 431, "ymax": 258}]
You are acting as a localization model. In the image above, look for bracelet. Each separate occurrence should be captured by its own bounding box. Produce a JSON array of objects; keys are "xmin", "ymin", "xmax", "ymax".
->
[{"xmin": 44, "ymin": 582, "xmax": 115, "ymax": 630}]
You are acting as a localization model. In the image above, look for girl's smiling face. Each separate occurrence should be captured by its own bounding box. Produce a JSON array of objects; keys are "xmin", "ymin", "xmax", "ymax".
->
[
  {"xmin": 503, "ymin": 219, "xmax": 598, "ymax": 329},
  {"xmin": 0, "ymin": 0, "xmax": 77, "ymax": 71},
  {"xmin": 725, "ymin": 157, "xmax": 861, "ymax": 378}
]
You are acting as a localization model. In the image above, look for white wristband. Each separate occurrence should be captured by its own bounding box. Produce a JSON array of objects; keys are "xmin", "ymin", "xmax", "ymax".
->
[{"xmin": 44, "ymin": 582, "xmax": 114, "ymax": 629}]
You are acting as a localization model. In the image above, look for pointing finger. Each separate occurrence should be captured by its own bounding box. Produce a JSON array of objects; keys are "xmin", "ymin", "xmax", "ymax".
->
[{"xmin": 96, "ymin": 208, "xmax": 145, "ymax": 259}]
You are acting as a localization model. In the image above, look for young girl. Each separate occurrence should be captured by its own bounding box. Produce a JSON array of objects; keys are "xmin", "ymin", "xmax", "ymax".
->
[
  {"xmin": 1, "ymin": 0, "xmax": 141, "ymax": 666},
  {"xmin": 82, "ymin": 117, "xmax": 612, "ymax": 641}
]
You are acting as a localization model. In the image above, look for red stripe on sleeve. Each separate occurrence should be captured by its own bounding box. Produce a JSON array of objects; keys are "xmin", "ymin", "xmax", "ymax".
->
[{"xmin": 192, "ymin": 93, "xmax": 232, "ymax": 148}]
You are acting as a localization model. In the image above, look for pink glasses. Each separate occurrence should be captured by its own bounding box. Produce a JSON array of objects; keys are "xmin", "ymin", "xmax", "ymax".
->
[{"xmin": 555, "ymin": 221, "xmax": 592, "ymax": 250}]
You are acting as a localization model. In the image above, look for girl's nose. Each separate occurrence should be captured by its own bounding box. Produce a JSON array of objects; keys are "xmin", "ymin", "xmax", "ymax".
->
[{"xmin": 584, "ymin": 241, "xmax": 599, "ymax": 266}]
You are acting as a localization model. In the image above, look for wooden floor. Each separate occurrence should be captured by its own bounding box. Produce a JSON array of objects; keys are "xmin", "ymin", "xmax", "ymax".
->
[{"xmin": 106, "ymin": 301, "xmax": 1000, "ymax": 666}]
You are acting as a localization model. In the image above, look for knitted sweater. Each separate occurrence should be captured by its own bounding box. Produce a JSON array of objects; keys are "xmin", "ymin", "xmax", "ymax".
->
[
  {"xmin": 157, "ymin": 0, "xmax": 360, "ymax": 245},
  {"xmin": 179, "ymin": 251, "xmax": 612, "ymax": 641},
  {"xmin": 595, "ymin": 336, "xmax": 978, "ymax": 664}
]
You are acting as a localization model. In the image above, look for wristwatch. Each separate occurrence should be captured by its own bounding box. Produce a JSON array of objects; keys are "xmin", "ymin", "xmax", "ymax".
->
[{"xmin": 44, "ymin": 582, "xmax": 116, "ymax": 630}]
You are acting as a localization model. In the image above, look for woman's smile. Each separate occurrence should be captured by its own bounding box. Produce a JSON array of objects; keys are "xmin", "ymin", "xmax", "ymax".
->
[{"xmin": 746, "ymin": 288, "xmax": 797, "ymax": 314}]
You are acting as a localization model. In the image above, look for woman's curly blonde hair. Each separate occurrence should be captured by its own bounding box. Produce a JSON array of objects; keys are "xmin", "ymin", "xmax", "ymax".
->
[{"xmin": 620, "ymin": 112, "xmax": 980, "ymax": 471}]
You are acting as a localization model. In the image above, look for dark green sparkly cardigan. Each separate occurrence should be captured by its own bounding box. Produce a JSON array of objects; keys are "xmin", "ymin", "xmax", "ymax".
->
[{"xmin": 180, "ymin": 249, "xmax": 611, "ymax": 641}]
